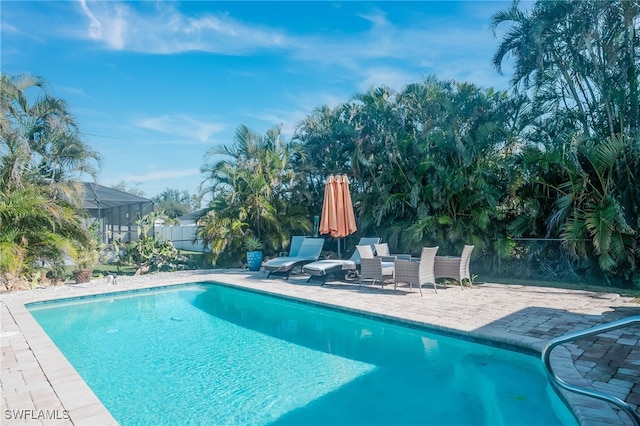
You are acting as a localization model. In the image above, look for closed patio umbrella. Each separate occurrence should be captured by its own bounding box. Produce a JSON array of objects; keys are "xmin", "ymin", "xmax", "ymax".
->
[
  {"xmin": 319, "ymin": 174, "xmax": 357, "ymax": 258},
  {"xmin": 319, "ymin": 175, "xmax": 338, "ymax": 237}
]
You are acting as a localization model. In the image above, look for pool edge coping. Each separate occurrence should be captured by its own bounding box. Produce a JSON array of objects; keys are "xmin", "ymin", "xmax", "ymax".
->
[
  {"xmin": 2, "ymin": 271, "xmax": 628, "ymax": 425},
  {"xmin": 5, "ymin": 302, "xmax": 118, "ymax": 425}
]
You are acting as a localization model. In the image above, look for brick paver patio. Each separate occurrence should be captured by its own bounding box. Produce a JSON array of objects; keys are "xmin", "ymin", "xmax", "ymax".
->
[{"xmin": 1, "ymin": 270, "xmax": 639, "ymax": 425}]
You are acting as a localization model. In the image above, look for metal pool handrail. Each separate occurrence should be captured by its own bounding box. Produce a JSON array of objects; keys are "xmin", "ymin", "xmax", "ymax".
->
[{"xmin": 541, "ymin": 316, "xmax": 640, "ymax": 426}]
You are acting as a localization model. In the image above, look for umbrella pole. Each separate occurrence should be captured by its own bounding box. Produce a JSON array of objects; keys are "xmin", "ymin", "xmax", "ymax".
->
[{"xmin": 337, "ymin": 238, "xmax": 341, "ymax": 259}]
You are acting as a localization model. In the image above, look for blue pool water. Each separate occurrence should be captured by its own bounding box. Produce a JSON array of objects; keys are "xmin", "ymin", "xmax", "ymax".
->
[{"xmin": 28, "ymin": 283, "xmax": 578, "ymax": 425}]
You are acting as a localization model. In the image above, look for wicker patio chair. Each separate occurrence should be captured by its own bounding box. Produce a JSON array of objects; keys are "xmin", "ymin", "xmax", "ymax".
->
[
  {"xmin": 394, "ymin": 246, "xmax": 439, "ymax": 296},
  {"xmin": 356, "ymin": 245, "xmax": 394, "ymax": 289},
  {"xmin": 434, "ymin": 245, "xmax": 474, "ymax": 290},
  {"xmin": 373, "ymin": 243, "xmax": 412, "ymax": 261}
]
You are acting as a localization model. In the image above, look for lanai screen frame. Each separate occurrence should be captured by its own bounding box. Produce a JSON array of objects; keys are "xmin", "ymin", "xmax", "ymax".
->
[{"xmin": 81, "ymin": 182, "xmax": 154, "ymax": 243}]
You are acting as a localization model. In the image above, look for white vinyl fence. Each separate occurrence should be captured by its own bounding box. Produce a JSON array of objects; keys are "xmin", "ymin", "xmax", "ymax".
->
[{"xmin": 154, "ymin": 225, "xmax": 208, "ymax": 252}]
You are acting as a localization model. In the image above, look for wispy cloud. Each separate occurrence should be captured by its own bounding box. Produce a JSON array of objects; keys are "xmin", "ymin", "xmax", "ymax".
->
[
  {"xmin": 79, "ymin": 0, "xmax": 128, "ymax": 49},
  {"xmin": 246, "ymin": 108, "xmax": 310, "ymax": 138},
  {"xmin": 357, "ymin": 67, "xmax": 420, "ymax": 92},
  {"xmin": 75, "ymin": 0, "xmax": 508, "ymax": 100},
  {"xmin": 437, "ymin": 58, "xmax": 510, "ymax": 90},
  {"xmin": 294, "ymin": 90, "xmax": 351, "ymax": 113},
  {"xmin": 121, "ymin": 168, "xmax": 201, "ymax": 182},
  {"xmin": 55, "ymin": 84, "xmax": 91, "ymax": 98},
  {"xmin": 285, "ymin": 9, "xmax": 504, "ymax": 89},
  {"xmin": 134, "ymin": 114, "xmax": 226, "ymax": 143},
  {"xmin": 1, "ymin": 21, "xmax": 19, "ymax": 33},
  {"xmin": 76, "ymin": 1, "xmax": 502, "ymax": 89},
  {"xmin": 78, "ymin": 1, "xmax": 292, "ymax": 54}
]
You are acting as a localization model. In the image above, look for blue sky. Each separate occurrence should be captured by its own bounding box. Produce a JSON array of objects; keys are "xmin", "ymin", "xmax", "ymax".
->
[{"xmin": 2, "ymin": 1, "xmax": 517, "ymax": 199}]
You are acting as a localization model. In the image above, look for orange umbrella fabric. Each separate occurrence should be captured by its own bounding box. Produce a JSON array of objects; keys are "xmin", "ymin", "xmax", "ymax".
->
[{"xmin": 319, "ymin": 174, "xmax": 357, "ymax": 238}]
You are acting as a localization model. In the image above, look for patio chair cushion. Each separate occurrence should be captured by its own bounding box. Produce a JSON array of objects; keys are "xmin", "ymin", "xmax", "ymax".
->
[{"xmin": 303, "ymin": 259, "xmax": 357, "ymax": 277}]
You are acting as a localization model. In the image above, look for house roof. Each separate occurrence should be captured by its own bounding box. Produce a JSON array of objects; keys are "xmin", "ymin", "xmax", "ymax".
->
[
  {"xmin": 81, "ymin": 182, "xmax": 153, "ymax": 211},
  {"xmin": 177, "ymin": 208, "xmax": 209, "ymax": 222}
]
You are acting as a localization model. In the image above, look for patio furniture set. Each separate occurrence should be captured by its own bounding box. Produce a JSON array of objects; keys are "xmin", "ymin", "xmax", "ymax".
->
[{"xmin": 262, "ymin": 236, "xmax": 474, "ymax": 296}]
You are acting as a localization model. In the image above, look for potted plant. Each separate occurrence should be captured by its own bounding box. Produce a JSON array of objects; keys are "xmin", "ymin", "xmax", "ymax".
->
[
  {"xmin": 72, "ymin": 237, "xmax": 102, "ymax": 284},
  {"xmin": 245, "ymin": 236, "xmax": 264, "ymax": 271},
  {"xmin": 72, "ymin": 253, "xmax": 98, "ymax": 283}
]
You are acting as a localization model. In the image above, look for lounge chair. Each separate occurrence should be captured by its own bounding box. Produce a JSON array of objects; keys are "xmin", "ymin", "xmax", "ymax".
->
[
  {"xmin": 263, "ymin": 237, "xmax": 325, "ymax": 279},
  {"xmin": 394, "ymin": 246, "xmax": 439, "ymax": 296},
  {"xmin": 302, "ymin": 237, "xmax": 380, "ymax": 283},
  {"xmin": 279, "ymin": 235, "xmax": 306, "ymax": 257},
  {"xmin": 357, "ymin": 244, "xmax": 395, "ymax": 289},
  {"xmin": 434, "ymin": 245, "xmax": 474, "ymax": 290}
]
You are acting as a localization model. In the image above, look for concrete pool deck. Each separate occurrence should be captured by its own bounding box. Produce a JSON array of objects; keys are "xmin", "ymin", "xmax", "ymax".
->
[{"xmin": 1, "ymin": 269, "xmax": 639, "ymax": 425}]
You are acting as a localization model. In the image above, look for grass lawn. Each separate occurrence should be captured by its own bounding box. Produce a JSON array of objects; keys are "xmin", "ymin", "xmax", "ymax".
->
[{"xmin": 93, "ymin": 264, "xmax": 138, "ymax": 276}]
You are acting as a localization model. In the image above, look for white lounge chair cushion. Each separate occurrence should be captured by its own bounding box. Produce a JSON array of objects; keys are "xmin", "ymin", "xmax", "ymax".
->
[
  {"xmin": 263, "ymin": 257, "xmax": 302, "ymax": 270},
  {"xmin": 303, "ymin": 259, "xmax": 357, "ymax": 274}
]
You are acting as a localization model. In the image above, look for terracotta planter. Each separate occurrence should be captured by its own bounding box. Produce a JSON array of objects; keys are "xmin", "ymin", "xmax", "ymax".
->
[{"xmin": 72, "ymin": 269, "xmax": 93, "ymax": 284}]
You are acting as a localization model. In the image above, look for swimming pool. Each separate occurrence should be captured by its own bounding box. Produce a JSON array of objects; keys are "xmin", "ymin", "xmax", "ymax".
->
[{"xmin": 28, "ymin": 283, "xmax": 578, "ymax": 425}]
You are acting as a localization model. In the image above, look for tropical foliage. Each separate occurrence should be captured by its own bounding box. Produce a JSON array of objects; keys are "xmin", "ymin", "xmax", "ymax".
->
[
  {"xmin": 198, "ymin": 0, "xmax": 639, "ymax": 286},
  {"xmin": 3, "ymin": 0, "xmax": 639, "ymax": 289},
  {"xmin": 491, "ymin": 0, "xmax": 640, "ymax": 285},
  {"xmin": 1, "ymin": 73, "xmax": 100, "ymax": 285},
  {"xmin": 152, "ymin": 188, "xmax": 199, "ymax": 219},
  {"xmin": 116, "ymin": 211, "xmax": 182, "ymax": 275},
  {"xmin": 198, "ymin": 125, "xmax": 312, "ymax": 266},
  {"xmin": 0, "ymin": 185, "xmax": 87, "ymax": 276},
  {"xmin": 294, "ymin": 81, "xmax": 515, "ymax": 256}
]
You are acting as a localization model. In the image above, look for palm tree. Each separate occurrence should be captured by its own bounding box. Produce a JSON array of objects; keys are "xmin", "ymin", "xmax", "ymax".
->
[
  {"xmin": 199, "ymin": 125, "xmax": 312, "ymax": 264},
  {"xmin": 409, "ymin": 81, "xmax": 511, "ymax": 250},
  {"xmin": 491, "ymin": 1, "xmax": 593, "ymax": 135},
  {"xmin": 549, "ymin": 135, "xmax": 637, "ymax": 276},
  {"xmin": 492, "ymin": 0, "xmax": 640, "ymax": 139},
  {"xmin": 293, "ymin": 104, "xmax": 357, "ymax": 217},
  {"xmin": 0, "ymin": 184, "xmax": 89, "ymax": 277},
  {"xmin": 492, "ymin": 0, "xmax": 640, "ymax": 284},
  {"xmin": 295, "ymin": 78, "xmax": 518, "ymax": 257},
  {"xmin": 1, "ymin": 73, "xmax": 100, "ymax": 281},
  {"xmin": 1, "ymin": 73, "xmax": 101, "ymax": 190},
  {"xmin": 195, "ymin": 210, "xmax": 248, "ymax": 267}
]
